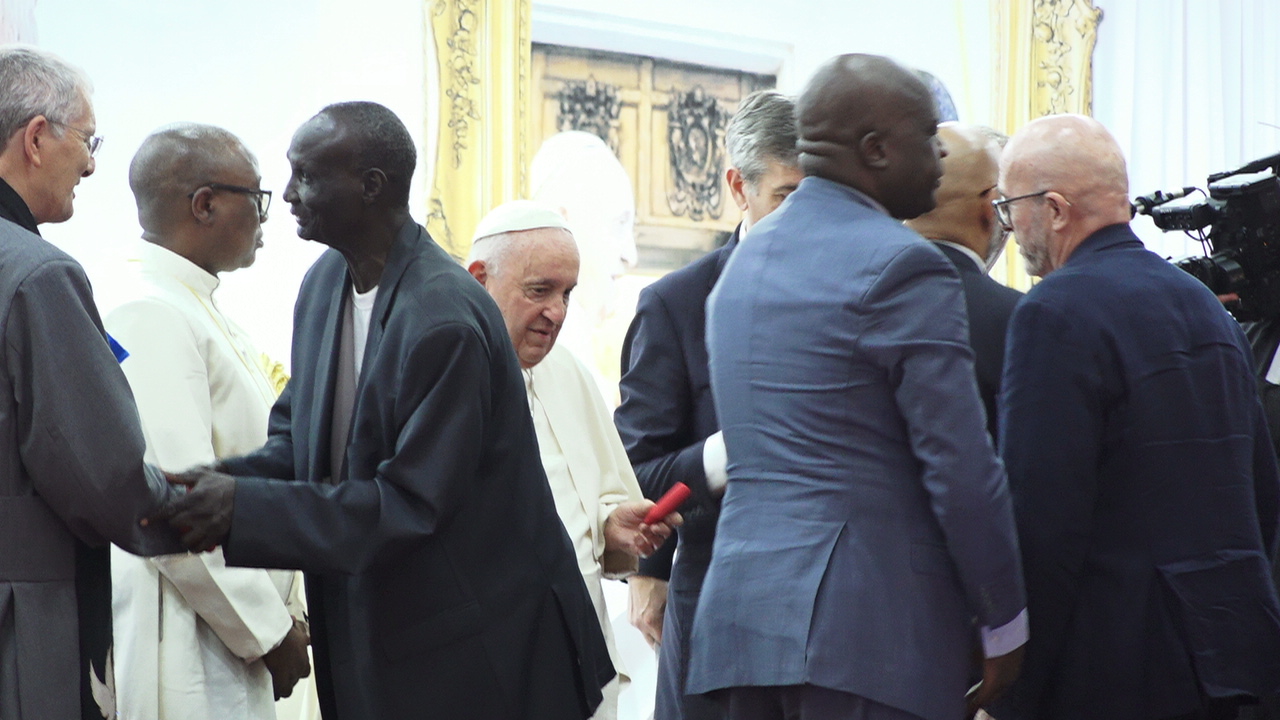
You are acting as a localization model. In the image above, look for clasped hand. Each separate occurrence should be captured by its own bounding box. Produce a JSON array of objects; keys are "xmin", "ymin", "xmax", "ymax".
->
[
  {"xmin": 146, "ymin": 467, "xmax": 237, "ymax": 552},
  {"xmin": 604, "ymin": 500, "xmax": 682, "ymax": 558}
]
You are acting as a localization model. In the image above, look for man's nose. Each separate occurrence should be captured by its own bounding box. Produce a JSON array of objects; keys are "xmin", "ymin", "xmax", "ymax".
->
[
  {"xmin": 545, "ymin": 297, "xmax": 569, "ymax": 325},
  {"xmin": 82, "ymin": 156, "xmax": 95, "ymax": 178}
]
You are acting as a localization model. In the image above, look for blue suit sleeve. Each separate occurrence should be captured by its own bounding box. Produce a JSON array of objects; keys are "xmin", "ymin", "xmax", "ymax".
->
[{"xmin": 859, "ymin": 243, "xmax": 1026, "ymax": 630}]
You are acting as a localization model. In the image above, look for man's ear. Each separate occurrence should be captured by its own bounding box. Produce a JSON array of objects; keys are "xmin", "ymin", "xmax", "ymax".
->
[
  {"xmin": 1046, "ymin": 191, "xmax": 1071, "ymax": 232},
  {"xmin": 190, "ymin": 186, "xmax": 215, "ymax": 225},
  {"xmin": 726, "ymin": 166, "xmax": 749, "ymax": 212},
  {"xmin": 362, "ymin": 168, "xmax": 387, "ymax": 204},
  {"xmin": 22, "ymin": 116, "xmax": 48, "ymax": 168},
  {"xmin": 466, "ymin": 259, "xmax": 488, "ymax": 286},
  {"xmin": 858, "ymin": 131, "xmax": 889, "ymax": 170}
]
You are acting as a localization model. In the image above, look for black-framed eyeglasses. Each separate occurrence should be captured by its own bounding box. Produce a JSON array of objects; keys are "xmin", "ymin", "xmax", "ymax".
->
[
  {"xmin": 188, "ymin": 182, "xmax": 272, "ymax": 220},
  {"xmin": 48, "ymin": 119, "xmax": 103, "ymax": 157},
  {"xmin": 992, "ymin": 190, "xmax": 1051, "ymax": 231}
]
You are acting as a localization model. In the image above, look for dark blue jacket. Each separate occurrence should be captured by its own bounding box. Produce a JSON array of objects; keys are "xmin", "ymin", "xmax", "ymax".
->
[{"xmin": 996, "ymin": 223, "xmax": 1280, "ymax": 719}]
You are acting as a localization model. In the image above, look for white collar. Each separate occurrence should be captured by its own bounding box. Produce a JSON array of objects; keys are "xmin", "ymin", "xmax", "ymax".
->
[
  {"xmin": 932, "ymin": 240, "xmax": 987, "ymax": 273},
  {"xmin": 137, "ymin": 241, "xmax": 219, "ymax": 297}
]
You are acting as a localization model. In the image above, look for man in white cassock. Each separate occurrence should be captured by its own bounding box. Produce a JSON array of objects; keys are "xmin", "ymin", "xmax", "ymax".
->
[
  {"xmin": 467, "ymin": 200, "xmax": 680, "ymax": 720},
  {"xmin": 105, "ymin": 124, "xmax": 313, "ymax": 720}
]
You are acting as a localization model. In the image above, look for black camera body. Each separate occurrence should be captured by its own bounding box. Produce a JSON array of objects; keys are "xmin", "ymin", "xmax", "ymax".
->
[{"xmin": 1142, "ymin": 152, "xmax": 1280, "ymax": 321}]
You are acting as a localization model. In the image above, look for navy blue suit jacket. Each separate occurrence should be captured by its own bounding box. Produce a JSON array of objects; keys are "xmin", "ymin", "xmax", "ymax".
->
[
  {"xmin": 689, "ymin": 178, "xmax": 1025, "ymax": 720},
  {"xmin": 219, "ymin": 221, "xmax": 612, "ymax": 720},
  {"xmin": 615, "ymin": 228, "xmax": 738, "ymax": 579},
  {"xmin": 932, "ymin": 243, "xmax": 1022, "ymax": 444},
  {"xmin": 996, "ymin": 224, "xmax": 1280, "ymax": 719}
]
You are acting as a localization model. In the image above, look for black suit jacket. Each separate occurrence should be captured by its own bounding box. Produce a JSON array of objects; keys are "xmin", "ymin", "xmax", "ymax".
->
[
  {"xmin": 615, "ymin": 229, "xmax": 738, "ymax": 579},
  {"xmin": 933, "ymin": 242, "xmax": 1023, "ymax": 444},
  {"xmin": 220, "ymin": 221, "xmax": 612, "ymax": 720}
]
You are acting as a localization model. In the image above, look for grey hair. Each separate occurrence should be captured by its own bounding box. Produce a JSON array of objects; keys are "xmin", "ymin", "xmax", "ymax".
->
[
  {"xmin": 977, "ymin": 125, "xmax": 1010, "ymax": 149},
  {"xmin": 725, "ymin": 90, "xmax": 799, "ymax": 187},
  {"xmin": 467, "ymin": 228, "xmax": 575, "ymax": 278},
  {"xmin": 0, "ymin": 45, "xmax": 92, "ymax": 153},
  {"xmin": 467, "ymin": 231, "xmax": 521, "ymax": 278}
]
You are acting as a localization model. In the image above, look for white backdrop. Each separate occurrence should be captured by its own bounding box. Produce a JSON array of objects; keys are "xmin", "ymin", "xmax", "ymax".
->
[
  {"xmin": 32, "ymin": 0, "xmax": 429, "ymax": 363},
  {"xmin": 1093, "ymin": 0, "xmax": 1280, "ymax": 260}
]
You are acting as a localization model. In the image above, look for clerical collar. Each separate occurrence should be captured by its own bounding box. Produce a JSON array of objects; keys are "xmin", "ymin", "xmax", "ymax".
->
[
  {"xmin": 137, "ymin": 241, "xmax": 220, "ymax": 296},
  {"xmin": 0, "ymin": 177, "xmax": 39, "ymax": 235}
]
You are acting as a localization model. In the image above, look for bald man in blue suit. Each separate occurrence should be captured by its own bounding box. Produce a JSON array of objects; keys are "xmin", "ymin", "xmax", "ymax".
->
[{"xmin": 687, "ymin": 55, "xmax": 1027, "ymax": 720}]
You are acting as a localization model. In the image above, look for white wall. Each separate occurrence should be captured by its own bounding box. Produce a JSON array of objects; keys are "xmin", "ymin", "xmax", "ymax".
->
[
  {"xmin": 32, "ymin": 0, "xmax": 427, "ymax": 364},
  {"xmin": 1093, "ymin": 0, "xmax": 1280, "ymax": 261}
]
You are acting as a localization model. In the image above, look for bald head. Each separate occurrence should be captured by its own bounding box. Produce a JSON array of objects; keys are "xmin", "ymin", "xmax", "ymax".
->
[
  {"xmin": 906, "ymin": 123, "xmax": 1007, "ymax": 267},
  {"xmin": 796, "ymin": 54, "xmax": 944, "ymax": 219},
  {"xmin": 1001, "ymin": 114, "xmax": 1130, "ymax": 221},
  {"xmin": 130, "ymin": 123, "xmax": 255, "ymax": 233},
  {"xmin": 999, "ymin": 114, "xmax": 1133, "ymax": 275}
]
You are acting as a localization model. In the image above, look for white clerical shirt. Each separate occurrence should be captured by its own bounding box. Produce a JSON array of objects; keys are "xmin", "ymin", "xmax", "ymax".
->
[
  {"xmin": 523, "ymin": 343, "xmax": 644, "ymax": 719},
  {"xmin": 107, "ymin": 242, "xmax": 305, "ymax": 720}
]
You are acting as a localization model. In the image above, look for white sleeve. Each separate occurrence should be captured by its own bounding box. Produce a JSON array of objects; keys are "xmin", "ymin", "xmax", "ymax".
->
[{"xmin": 107, "ymin": 297, "xmax": 292, "ymax": 660}]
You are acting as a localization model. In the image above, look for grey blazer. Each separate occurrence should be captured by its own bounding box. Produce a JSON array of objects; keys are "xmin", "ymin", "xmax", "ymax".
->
[
  {"xmin": 219, "ymin": 220, "xmax": 613, "ymax": 719},
  {"xmin": 0, "ymin": 183, "xmax": 179, "ymax": 720},
  {"xmin": 687, "ymin": 176, "xmax": 1025, "ymax": 720}
]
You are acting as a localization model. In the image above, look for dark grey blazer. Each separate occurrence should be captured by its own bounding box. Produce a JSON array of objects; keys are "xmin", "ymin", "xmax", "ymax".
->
[
  {"xmin": 220, "ymin": 220, "xmax": 613, "ymax": 720},
  {"xmin": 0, "ymin": 180, "xmax": 179, "ymax": 720},
  {"xmin": 688, "ymin": 177, "xmax": 1025, "ymax": 720}
]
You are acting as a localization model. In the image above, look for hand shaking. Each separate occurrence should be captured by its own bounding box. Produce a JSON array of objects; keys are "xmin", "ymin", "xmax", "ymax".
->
[{"xmin": 146, "ymin": 467, "xmax": 237, "ymax": 552}]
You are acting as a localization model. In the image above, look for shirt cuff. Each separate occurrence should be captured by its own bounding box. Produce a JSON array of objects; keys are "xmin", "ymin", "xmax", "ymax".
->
[
  {"xmin": 981, "ymin": 607, "xmax": 1028, "ymax": 658},
  {"xmin": 703, "ymin": 431, "xmax": 728, "ymax": 496}
]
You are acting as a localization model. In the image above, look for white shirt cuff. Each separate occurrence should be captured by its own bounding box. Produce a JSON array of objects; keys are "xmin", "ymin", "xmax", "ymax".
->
[
  {"xmin": 981, "ymin": 607, "xmax": 1028, "ymax": 658},
  {"xmin": 703, "ymin": 431, "xmax": 728, "ymax": 496}
]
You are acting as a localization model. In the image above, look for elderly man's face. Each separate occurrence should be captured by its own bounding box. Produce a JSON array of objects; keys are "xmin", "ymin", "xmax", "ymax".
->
[
  {"xmin": 283, "ymin": 114, "xmax": 364, "ymax": 248},
  {"xmin": 999, "ymin": 184, "xmax": 1053, "ymax": 277},
  {"xmin": 484, "ymin": 228, "xmax": 579, "ymax": 369},
  {"xmin": 32, "ymin": 94, "xmax": 96, "ymax": 224},
  {"xmin": 207, "ymin": 148, "xmax": 266, "ymax": 273}
]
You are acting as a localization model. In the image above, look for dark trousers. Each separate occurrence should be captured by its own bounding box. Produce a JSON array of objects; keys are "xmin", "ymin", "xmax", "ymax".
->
[
  {"xmin": 722, "ymin": 685, "xmax": 925, "ymax": 720},
  {"xmin": 655, "ymin": 549, "xmax": 724, "ymax": 720}
]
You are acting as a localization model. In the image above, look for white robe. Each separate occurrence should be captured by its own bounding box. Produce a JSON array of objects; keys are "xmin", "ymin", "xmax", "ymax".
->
[
  {"xmin": 524, "ymin": 343, "xmax": 644, "ymax": 720},
  {"xmin": 105, "ymin": 243, "xmax": 309, "ymax": 720}
]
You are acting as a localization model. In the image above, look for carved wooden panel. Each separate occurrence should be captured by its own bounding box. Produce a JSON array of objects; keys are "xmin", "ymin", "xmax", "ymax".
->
[{"xmin": 532, "ymin": 44, "xmax": 774, "ymax": 271}]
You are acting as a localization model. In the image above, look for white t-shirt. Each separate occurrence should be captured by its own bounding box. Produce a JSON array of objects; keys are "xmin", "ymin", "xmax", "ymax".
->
[{"xmin": 351, "ymin": 285, "xmax": 378, "ymax": 376}]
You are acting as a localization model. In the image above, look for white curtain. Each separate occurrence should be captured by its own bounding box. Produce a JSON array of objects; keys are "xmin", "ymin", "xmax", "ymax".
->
[{"xmin": 1093, "ymin": 0, "xmax": 1280, "ymax": 261}]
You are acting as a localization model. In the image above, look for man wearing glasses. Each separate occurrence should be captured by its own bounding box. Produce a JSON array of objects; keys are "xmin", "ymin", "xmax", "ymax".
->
[
  {"xmin": 0, "ymin": 46, "xmax": 185, "ymax": 720},
  {"xmin": 105, "ymin": 124, "xmax": 314, "ymax": 720},
  {"xmin": 993, "ymin": 114, "xmax": 1280, "ymax": 719}
]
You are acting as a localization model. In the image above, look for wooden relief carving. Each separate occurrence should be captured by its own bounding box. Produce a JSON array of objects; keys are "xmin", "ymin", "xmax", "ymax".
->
[
  {"xmin": 666, "ymin": 87, "xmax": 727, "ymax": 222},
  {"xmin": 556, "ymin": 76, "xmax": 622, "ymax": 155}
]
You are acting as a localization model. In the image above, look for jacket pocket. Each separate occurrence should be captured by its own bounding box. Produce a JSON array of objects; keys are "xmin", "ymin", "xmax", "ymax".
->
[{"xmin": 1157, "ymin": 550, "xmax": 1280, "ymax": 697}]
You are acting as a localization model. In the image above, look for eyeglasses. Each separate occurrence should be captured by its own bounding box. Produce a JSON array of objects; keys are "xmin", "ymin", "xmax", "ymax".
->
[
  {"xmin": 992, "ymin": 190, "xmax": 1051, "ymax": 231},
  {"xmin": 48, "ymin": 119, "xmax": 103, "ymax": 157},
  {"xmin": 188, "ymin": 182, "xmax": 272, "ymax": 220}
]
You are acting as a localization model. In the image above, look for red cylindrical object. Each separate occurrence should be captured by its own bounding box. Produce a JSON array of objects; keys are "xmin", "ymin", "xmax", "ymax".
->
[{"xmin": 644, "ymin": 482, "xmax": 692, "ymax": 524}]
